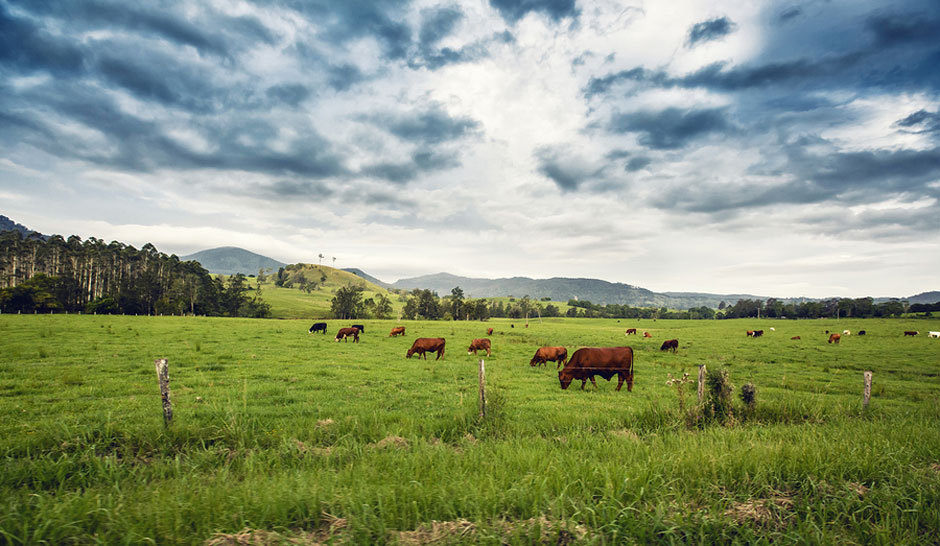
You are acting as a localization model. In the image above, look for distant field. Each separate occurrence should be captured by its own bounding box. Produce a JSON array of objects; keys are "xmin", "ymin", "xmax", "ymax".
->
[{"xmin": 1, "ymin": 316, "xmax": 939, "ymax": 544}]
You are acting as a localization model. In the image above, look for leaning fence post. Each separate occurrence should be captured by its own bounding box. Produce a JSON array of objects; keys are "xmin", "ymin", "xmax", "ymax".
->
[
  {"xmin": 863, "ymin": 371, "xmax": 872, "ymax": 409},
  {"xmin": 698, "ymin": 364, "xmax": 706, "ymax": 403},
  {"xmin": 478, "ymin": 359, "xmax": 486, "ymax": 418},
  {"xmin": 154, "ymin": 358, "xmax": 173, "ymax": 426}
]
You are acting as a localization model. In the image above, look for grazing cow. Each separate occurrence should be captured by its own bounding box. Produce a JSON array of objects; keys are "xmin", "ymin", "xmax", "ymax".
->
[
  {"xmin": 825, "ymin": 330, "xmax": 829, "ymax": 334},
  {"xmin": 843, "ymin": 330, "xmax": 851, "ymax": 336},
  {"xmin": 625, "ymin": 328, "xmax": 637, "ymax": 335},
  {"xmin": 752, "ymin": 330, "xmax": 764, "ymax": 338},
  {"xmin": 791, "ymin": 336, "xmax": 801, "ymax": 340},
  {"xmin": 558, "ymin": 347, "xmax": 634, "ymax": 392},
  {"xmin": 389, "ymin": 326, "xmax": 406, "ymax": 337},
  {"xmin": 746, "ymin": 330, "xmax": 754, "ymax": 337},
  {"xmin": 407, "ymin": 338, "xmax": 446, "ymax": 360},
  {"xmin": 643, "ymin": 332, "xmax": 652, "ymax": 338},
  {"xmin": 335, "ymin": 327, "xmax": 360, "ymax": 343},
  {"xmin": 828, "ymin": 333, "xmax": 841, "ymax": 344},
  {"xmin": 352, "ymin": 324, "xmax": 365, "ymax": 333},
  {"xmin": 487, "ymin": 328, "xmax": 494, "ymax": 335},
  {"xmin": 660, "ymin": 339, "xmax": 678, "ymax": 353},
  {"xmin": 904, "ymin": 331, "xmax": 919, "ymax": 337},
  {"xmin": 928, "ymin": 331, "xmax": 940, "ymax": 338},
  {"xmin": 529, "ymin": 346, "xmax": 568, "ymax": 368},
  {"xmin": 308, "ymin": 322, "xmax": 327, "ymax": 334},
  {"xmin": 858, "ymin": 330, "xmax": 866, "ymax": 336},
  {"xmin": 770, "ymin": 327, "xmax": 775, "ymax": 331},
  {"xmin": 467, "ymin": 338, "xmax": 491, "ymax": 357}
]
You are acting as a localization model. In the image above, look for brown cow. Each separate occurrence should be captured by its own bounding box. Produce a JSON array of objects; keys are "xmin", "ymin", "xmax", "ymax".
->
[
  {"xmin": 791, "ymin": 336, "xmax": 801, "ymax": 340},
  {"xmin": 389, "ymin": 326, "xmax": 406, "ymax": 337},
  {"xmin": 904, "ymin": 331, "xmax": 919, "ymax": 337},
  {"xmin": 660, "ymin": 339, "xmax": 678, "ymax": 353},
  {"xmin": 643, "ymin": 332, "xmax": 652, "ymax": 338},
  {"xmin": 335, "ymin": 327, "xmax": 359, "ymax": 343},
  {"xmin": 529, "ymin": 346, "xmax": 568, "ymax": 368},
  {"xmin": 558, "ymin": 347, "xmax": 634, "ymax": 392},
  {"xmin": 625, "ymin": 328, "xmax": 637, "ymax": 335},
  {"xmin": 467, "ymin": 338, "xmax": 491, "ymax": 357},
  {"xmin": 746, "ymin": 330, "xmax": 754, "ymax": 337},
  {"xmin": 407, "ymin": 338, "xmax": 446, "ymax": 360},
  {"xmin": 828, "ymin": 333, "xmax": 840, "ymax": 344},
  {"xmin": 486, "ymin": 327, "xmax": 494, "ymax": 335}
]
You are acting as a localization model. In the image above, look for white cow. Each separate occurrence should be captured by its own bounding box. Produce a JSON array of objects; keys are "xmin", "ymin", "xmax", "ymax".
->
[
  {"xmin": 843, "ymin": 330, "xmax": 851, "ymax": 336},
  {"xmin": 928, "ymin": 331, "xmax": 940, "ymax": 338}
]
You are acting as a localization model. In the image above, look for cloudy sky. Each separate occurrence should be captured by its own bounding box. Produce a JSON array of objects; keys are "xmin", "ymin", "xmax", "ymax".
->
[{"xmin": 2, "ymin": 0, "xmax": 939, "ymax": 298}]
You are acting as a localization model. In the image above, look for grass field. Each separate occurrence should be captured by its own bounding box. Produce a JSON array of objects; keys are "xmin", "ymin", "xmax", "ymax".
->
[{"xmin": 1, "ymin": 315, "xmax": 939, "ymax": 544}]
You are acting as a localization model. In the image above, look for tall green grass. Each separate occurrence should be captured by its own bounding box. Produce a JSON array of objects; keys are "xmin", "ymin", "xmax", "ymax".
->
[{"xmin": 1, "ymin": 315, "xmax": 939, "ymax": 544}]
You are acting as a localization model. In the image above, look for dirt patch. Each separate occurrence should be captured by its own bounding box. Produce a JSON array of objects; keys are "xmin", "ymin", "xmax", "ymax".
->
[
  {"xmin": 724, "ymin": 493, "xmax": 794, "ymax": 527},
  {"xmin": 294, "ymin": 440, "xmax": 332, "ymax": 457},
  {"xmin": 316, "ymin": 418, "xmax": 334, "ymax": 427},
  {"xmin": 848, "ymin": 482, "xmax": 869, "ymax": 497},
  {"xmin": 391, "ymin": 516, "xmax": 588, "ymax": 545},
  {"xmin": 930, "ymin": 463, "xmax": 940, "ymax": 473},
  {"xmin": 373, "ymin": 435, "xmax": 409, "ymax": 449},
  {"xmin": 609, "ymin": 429, "xmax": 639, "ymax": 441},
  {"xmin": 205, "ymin": 514, "xmax": 347, "ymax": 546}
]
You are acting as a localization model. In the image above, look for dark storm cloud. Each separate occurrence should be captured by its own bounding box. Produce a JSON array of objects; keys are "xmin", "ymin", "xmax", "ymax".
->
[
  {"xmin": 686, "ymin": 16, "xmax": 737, "ymax": 47},
  {"xmin": 488, "ymin": 0, "xmax": 579, "ymax": 23},
  {"xmin": 607, "ymin": 108, "xmax": 732, "ymax": 150},
  {"xmin": 360, "ymin": 149, "xmax": 460, "ymax": 184},
  {"xmin": 895, "ymin": 110, "xmax": 940, "ymax": 134},
  {"xmin": 3, "ymin": 79, "xmax": 348, "ymax": 178},
  {"xmin": 258, "ymin": 179, "xmax": 334, "ymax": 200},
  {"xmin": 776, "ymin": 6, "xmax": 803, "ymax": 24},
  {"xmin": 584, "ymin": 54, "xmax": 866, "ymax": 98},
  {"xmin": 360, "ymin": 105, "xmax": 480, "ymax": 145},
  {"xmin": 276, "ymin": 0, "xmax": 413, "ymax": 60},
  {"xmin": 419, "ymin": 5, "xmax": 464, "ymax": 47},
  {"xmin": 6, "ymin": 0, "xmax": 267, "ymax": 59},
  {"xmin": 534, "ymin": 147, "xmax": 609, "ymax": 192},
  {"xmin": 625, "ymin": 156, "xmax": 651, "ymax": 172},
  {"xmin": 266, "ymin": 84, "xmax": 311, "ymax": 107},
  {"xmin": 647, "ymin": 145, "xmax": 940, "ymax": 215},
  {"xmin": 410, "ymin": 30, "xmax": 515, "ymax": 70},
  {"xmin": 865, "ymin": 12, "xmax": 940, "ymax": 47},
  {"xmin": 0, "ymin": 5, "xmax": 86, "ymax": 74}
]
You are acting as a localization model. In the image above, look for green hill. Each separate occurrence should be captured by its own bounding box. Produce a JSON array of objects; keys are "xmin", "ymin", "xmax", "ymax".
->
[
  {"xmin": 181, "ymin": 246, "xmax": 286, "ymax": 275},
  {"xmin": 247, "ymin": 264, "xmax": 401, "ymax": 320}
]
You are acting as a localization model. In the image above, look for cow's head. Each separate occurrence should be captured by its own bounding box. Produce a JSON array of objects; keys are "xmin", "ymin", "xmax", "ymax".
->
[
  {"xmin": 558, "ymin": 370, "xmax": 573, "ymax": 390},
  {"xmin": 406, "ymin": 348, "xmax": 414, "ymax": 358}
]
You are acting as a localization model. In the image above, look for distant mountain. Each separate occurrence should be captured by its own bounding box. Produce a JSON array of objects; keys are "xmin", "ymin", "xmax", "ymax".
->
[
  {"xmin": 391, "ymin": 272, "xmax": 759, "ymax": 309},
  {"xmin": 343, "ymin": 268, "xmax": 391, "ymax": 289},
  {"xmin": 906, "ymin": 291, "xmax": 940, "ymax": 304},
  {"xmin": 181, "ymin": 247, "xmax": 286, "ymax": 276},
  {"xmin": 0, "ymin": 215, "xmax": 45, "ymax": 238}
]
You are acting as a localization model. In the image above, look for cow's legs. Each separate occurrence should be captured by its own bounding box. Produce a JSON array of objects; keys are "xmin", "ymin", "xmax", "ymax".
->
[
  {"xmin": 580, "ymin": 379, "xmax": 587, "ymax": 390},
  {"xmin": 590, "ymin": 377, "xmax": 599, "ymax": 389},
  {"xmin": 616, "ymin": 375, "xmax": 624, "ymax": 391}
]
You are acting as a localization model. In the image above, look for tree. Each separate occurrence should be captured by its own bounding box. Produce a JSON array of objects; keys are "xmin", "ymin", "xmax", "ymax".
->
[
  {"xmin": 451, "ymin": 286, "xmax": 465, "ymax": 320},
  {"xmin": 373, "ymin": 293, "xmax": 393, "ymax": 319},
  {"xmin": 331, "ymin": 284, "xmax": 365, "ymax": 319}
]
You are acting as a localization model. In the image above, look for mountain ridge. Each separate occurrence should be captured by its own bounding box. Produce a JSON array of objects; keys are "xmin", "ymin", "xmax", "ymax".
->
[{"xmin": 180, "ymin": 246, "xmax": 287, "ymax": 276}]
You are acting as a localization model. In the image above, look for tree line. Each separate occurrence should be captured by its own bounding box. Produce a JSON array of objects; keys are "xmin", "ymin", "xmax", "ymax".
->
[
  {"xmin": 717, "ymin": 297, "xmax": 915, "ymax": 319},
  {"xmin": 0, "ymin": 231, "xmax": 269, "ymax": 317}
]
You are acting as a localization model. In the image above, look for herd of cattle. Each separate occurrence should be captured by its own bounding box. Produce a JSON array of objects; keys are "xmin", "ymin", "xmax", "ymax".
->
[{"xmin": 308, "ymin": 321, "xmax": 938, "ymax": 392}]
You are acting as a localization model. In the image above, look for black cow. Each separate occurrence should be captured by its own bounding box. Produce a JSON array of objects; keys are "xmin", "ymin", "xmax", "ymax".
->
[
  {"xmin": 308, "ymin": 322, "xmax": 327, "ymax": 334},
  {"xmin": 352, "ymin": 324, "xmax": 365, "ymax": 333}
]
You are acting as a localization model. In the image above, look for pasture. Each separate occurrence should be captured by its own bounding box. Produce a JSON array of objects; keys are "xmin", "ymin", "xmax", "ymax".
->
[{"xmin": 1, "ymin": 315, "xmax": 939, "ymax": 544}]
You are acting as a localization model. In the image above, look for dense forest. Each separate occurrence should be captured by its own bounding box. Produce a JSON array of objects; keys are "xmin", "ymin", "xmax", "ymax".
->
[{"xmin": 0, "ymin": 231, "xmax": 269, "ymax": 317}]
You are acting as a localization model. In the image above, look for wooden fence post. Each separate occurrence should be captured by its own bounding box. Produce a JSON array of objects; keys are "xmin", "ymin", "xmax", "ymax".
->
[
  {"xmin": 154, "ymin": 358, "xmax": 172, "ymax": 426},
  {"xmin": 698, "ymin": 364, "xmax": 706, "ymax": 403},
  {"xmin": 478, "ymin": 359, "xmax": 486, "ymax": 418},
  {"xmin": 863, "ymin": 371, "xmax": 872, "ymax": 409}
]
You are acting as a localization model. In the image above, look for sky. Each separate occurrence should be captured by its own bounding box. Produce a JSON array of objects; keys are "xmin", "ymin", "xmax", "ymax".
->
[{"xmin": 2, "ymin": 0, "xmax": 939, "ymax": 298}]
